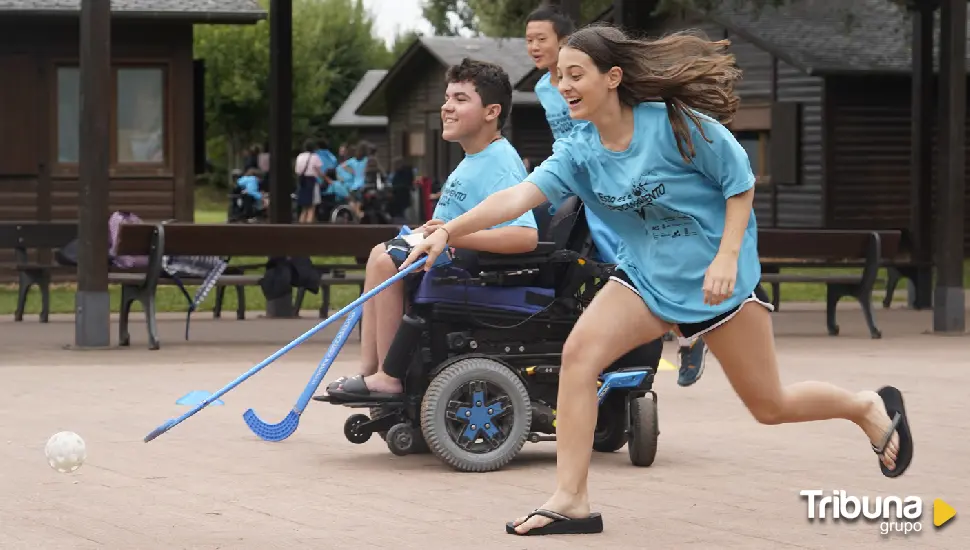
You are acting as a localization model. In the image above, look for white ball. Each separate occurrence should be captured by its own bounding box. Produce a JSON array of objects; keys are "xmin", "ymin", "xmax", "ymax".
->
[{"xmin": 45, "ymin": 431, "xmax": 86, "ymax": 473}]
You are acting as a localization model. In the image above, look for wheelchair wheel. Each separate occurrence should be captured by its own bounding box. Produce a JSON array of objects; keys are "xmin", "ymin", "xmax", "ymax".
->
[
  {"xmin": 330, "ymin": 205, "xmax": 359, "ymax": 224},
  {"xmin": 628, "ymin": 395, "xmax": 659, "ymax": 467},
  {"xmin": 592, "ymin": 393, "xmax": 628, "ymax": 453},
  {"xmin": 420, "ymin": 356, "xmax": 531, "ymax": 472}
]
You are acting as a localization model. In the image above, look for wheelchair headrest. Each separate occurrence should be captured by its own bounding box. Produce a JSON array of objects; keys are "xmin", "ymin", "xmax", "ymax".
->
[{"xmin": 542, "ymin": 196, "xmax": 592, "ymax": 254}]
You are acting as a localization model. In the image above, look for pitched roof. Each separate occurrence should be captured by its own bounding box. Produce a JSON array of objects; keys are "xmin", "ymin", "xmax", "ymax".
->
[
  {"xmin": 514, "ymin": 0, "xmax": 970, "ymax": 87},
  {"xmin": 357, "ymin": 35, "xmax": 540, "ymax": 117},
  {"xmin": 330, "ymin": 70, "xmax": 389, "ymax": 127},
  {"xmin": 706, "ymin": 0, "xmax": 956, "ymax": 75},
  {"xmin": 0, "ymin": 0, "xmax": 266, "ymax": 23}
]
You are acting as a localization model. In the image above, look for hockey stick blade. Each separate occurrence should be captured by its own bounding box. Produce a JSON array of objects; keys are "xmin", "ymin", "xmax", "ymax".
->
[{"xmin": 243, "ymin": 305, "xmax": 363, "ymax": 441}]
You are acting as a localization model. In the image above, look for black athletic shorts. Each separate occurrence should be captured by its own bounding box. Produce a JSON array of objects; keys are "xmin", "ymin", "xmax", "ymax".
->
[{"xmin": 610, "ymin": 269, "xmax": 773, "ymax": 339}]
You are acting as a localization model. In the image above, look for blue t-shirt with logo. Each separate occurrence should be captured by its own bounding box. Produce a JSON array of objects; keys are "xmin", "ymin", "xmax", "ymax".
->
[
  {"xmin": 535, "ymin": 72, "xmax": 621, "ymax": 264},
  {"xmin": 432, "ymin": 138, "xmax": 537, "ymax": 231},
  {"xmin": 527, "ymin": 102, "xmax": 760, "ymax": 324}
]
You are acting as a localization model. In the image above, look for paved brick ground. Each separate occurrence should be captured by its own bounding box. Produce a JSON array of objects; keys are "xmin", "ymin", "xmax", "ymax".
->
[{"xmin": 1, "ymin": 302, "xmax": 968, "ymax": 549}]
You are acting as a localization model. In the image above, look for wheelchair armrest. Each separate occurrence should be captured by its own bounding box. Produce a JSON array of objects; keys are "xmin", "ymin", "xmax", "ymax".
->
[{"xmin": 475, "ymin": 242, "xmax": 559, "ymax": 267}]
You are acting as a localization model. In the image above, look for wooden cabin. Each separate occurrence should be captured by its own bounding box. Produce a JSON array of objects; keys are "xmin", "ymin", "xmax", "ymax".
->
[
  {"xmin": 354, "ymin": 36, "xmax": 552, "ymax": 185},
  {"xmin": 515, "ymin": 0, "xmax": 970, "ymax": 253},
  {"xmin": 329, "ymin": 69, "xmax": 391, "ymax": 171},
  {"xmin": 0, "ymin": 0, "xmax": 265, "ymax": 226}
]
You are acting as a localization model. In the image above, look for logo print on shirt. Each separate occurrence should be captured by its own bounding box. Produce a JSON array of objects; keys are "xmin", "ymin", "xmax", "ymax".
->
[
  {"xmin": 437, "ymin": 177, "xmax": 467, "ymax": 208},
  {"xmin": 596, "ymin": 172, "xmax": 666, "ymax": 212},
  {"xmin": 548, "ymin": 108, "xmax": 574, "ymax": 139}
]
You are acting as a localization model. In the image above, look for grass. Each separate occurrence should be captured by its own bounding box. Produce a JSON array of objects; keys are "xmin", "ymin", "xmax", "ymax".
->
[{"xmin": 1, "ymin": 186, "xmax": 967, "ymax": 316}]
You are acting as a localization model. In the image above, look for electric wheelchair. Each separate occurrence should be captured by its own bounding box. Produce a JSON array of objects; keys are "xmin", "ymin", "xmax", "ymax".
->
[{"xmin": 314, "ymin": 197, "xmax": 663, "ymax": 472}]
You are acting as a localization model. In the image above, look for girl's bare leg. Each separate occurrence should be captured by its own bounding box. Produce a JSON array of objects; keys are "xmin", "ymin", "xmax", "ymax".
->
[
  {"xmin": 701, "ymin": 302, "xmax": 900, "ymax": 469},
  {"xmin": 510, "ymin": 281, "xmax": 672, "ymax": 534}
]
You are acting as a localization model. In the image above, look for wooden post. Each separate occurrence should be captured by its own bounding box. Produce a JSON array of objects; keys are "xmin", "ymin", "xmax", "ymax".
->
[
  {"xmin": 266, "ymin": 0, "xmax": 296, "ymax": 317},
  {"xmin": 74, "ymin": 0, "xmax": 111, "ymax": 348},
  {"xmin": 908, "ymin": 4, "xmax": 934, "ymax": 309},
  {"xmin": 268, "ymin": 0, "xmax": 293, "ymax": 225},
  {"xmin": 934, "ymin": 0, "xmax": 966, "ymax": 333}
]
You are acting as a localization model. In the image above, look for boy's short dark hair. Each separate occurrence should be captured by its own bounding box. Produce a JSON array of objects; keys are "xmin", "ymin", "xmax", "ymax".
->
[
  {"xmin": 526, "ymin": 5, "xmax": 576, "ymax": 39},
  {"xmin": 445, "ymin": 57, "xmax": 513, "ymax": 130}
]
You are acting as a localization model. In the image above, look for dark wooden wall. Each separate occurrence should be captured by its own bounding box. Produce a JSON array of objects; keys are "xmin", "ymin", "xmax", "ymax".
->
[
  {"xmin": 0, "ymin": 18, "xmax": 195, "ymax": 228},
  {"xmin": 386, "ymin": 52, "xmax": 449, "ymax": 182},
  {"xmin": 684, "ymin": 20, "xmax": 825, "ymax": 228},
  {"xmin": 825, "ymin": 74, "xmax": 970, "ymax": 254},
  {"xmin": 507, "ymin": 104, "xmax": 554, "ymax": 167}
]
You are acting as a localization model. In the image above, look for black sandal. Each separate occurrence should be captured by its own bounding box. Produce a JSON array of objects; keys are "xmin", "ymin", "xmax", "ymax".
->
[
  {"xmin": 873, "ymin": 386, "xmax": 913, "ymax": 478},
  {"xmin": 505, "ymin": 509, "xmax": 603, "ymax": 536},
  {"xmin": 325, "ymin": 374, "xmax": 403, "ymax": 402}
]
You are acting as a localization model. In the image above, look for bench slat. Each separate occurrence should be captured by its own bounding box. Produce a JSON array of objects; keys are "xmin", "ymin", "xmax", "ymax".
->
[{"xmin": 115, "ymin": 223, "xmax": 401, "ymax": 258}]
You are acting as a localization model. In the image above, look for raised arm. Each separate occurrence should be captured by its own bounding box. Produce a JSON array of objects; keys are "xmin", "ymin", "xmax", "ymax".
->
[{"xmin": 401, "ymin": 180, "xmax": 549, "ymax": 270}]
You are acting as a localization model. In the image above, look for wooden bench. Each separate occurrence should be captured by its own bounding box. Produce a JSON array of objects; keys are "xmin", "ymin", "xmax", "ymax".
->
[
  {"xmin": 0, "ymin": 222, "xmax": 79, "ymax": 322},
  {"xmin": 114, "ymin": 222, "xmax": 401, "ymax": 349},
  {"xmin": 758, "ymin": 229, "xmax": 902, "ymax": 339}
]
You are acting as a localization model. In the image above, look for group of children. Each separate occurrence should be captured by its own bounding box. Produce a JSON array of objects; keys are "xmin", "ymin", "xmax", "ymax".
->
[
  {"xmin": 235, "ymin": 139, "xmax": 379, "ymax": 223},
  {"xmin": 327, "ymin": 5, "xmax": 913, "ymax": 537}
]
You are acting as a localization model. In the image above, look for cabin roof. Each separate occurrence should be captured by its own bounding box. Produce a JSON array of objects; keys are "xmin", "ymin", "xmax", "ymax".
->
[
  {"xmin": 515, "ymin": 0, "xmax": 970, "ymax": 91},
  {"xmin": 705, "ymin": 0, "xmax": 956, "ymax": 75},
  {"xmin": 330, "ymin": 70, "xmax": 389, "ymax": 127},
  {"xmin": 0, "ymin": 0, "xmax": 266, "ymax": 23},
  {"xmin": 357, "ymin": 35, "xmax": 540, "ymax": 117}
]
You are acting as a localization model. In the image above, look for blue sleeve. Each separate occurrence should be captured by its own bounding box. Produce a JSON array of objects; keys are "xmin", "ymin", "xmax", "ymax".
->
[
  {"xmin": 688, "ymin": 116, "xmax": 756, "ymax": 199},
  {"xmin": 486, "ymin": 170, "xmax": 537, "ymax": 230},
  {"xmin": 526, "ymin": 140, "xmax": 578, "ymax": 208}
]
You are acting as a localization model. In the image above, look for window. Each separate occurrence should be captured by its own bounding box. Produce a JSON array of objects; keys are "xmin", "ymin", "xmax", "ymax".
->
[
  {"xmin": 57, "ymin": 67, "xmax": 80, "ymax": 163},
  {"xmin": 736, "ymin": 130, "xmax": 770, "ymax": 185},
  {"xmin": 116, "ymin": 68, "xmax": 165, "ymax": 163},
  {"xmin": 55, "ymin": 64, "xmax": 167, "ymax": 168}
]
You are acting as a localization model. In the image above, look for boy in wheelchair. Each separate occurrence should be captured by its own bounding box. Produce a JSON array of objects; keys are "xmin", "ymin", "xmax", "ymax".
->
[
  {"xmin": 315, "ymin": 61, "xmax": 662, "ymax": 472},
  {"xmin": 323, "ymin": 58, "xmax": 540, "ymax": 398}
]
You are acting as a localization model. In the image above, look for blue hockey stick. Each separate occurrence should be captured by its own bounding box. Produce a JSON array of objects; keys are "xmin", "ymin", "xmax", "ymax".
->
[
  {"xmin": 144, "ymin": 255, "xmax": 434, "ymax": 443},
  {"xmin": 242, "ymin": 304, "xmax": 362, "ymax": 441}
]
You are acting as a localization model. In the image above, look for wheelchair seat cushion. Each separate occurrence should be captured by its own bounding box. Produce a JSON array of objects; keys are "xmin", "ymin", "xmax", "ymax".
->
[{"xmin": 413, "ymin": 265, "xmax": 555, "ymax": 315}]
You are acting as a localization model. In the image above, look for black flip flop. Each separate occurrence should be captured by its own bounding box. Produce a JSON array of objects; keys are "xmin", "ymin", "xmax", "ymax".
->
[
  {"xmin": 505, "ymin": 509, "xmax": 603, "ymax": 536},
  {"xmin": 873, "ymin": 386, "xmax": 913, "ymax": 478},
  {"xmin": 326, "ymin": 374, "xmax": 403, "ymax": 402}
]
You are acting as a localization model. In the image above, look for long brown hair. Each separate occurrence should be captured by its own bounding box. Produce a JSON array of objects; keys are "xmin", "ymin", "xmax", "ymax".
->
[{"xmin": 565, "ymin": 25, "xmax": 742, "ymax": 162}]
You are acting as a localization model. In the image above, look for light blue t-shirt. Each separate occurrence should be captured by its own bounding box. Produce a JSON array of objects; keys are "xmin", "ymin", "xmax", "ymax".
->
[
  {"xmin": 348, "ymin": 156, "xmax": 368, "ymax": 190},
  {"xmin": 527, "ymin": 102, "xmax": 760, "ymax": 324},
  {"xmin": 237, "ymin": 175, "xmax": 262, "ymax": 202},
  {"xmin": 535, "ymin": 72, "xmax": 621, "ymax": 264},
  {"xmin": 432, "ymin": 138, "xmax": 538, "ymax": 231}
]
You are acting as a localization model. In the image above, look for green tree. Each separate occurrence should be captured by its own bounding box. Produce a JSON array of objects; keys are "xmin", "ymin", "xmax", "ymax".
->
[{"xmin": 421, "ymin": 0, "xmax": 477, "ymax": 36}]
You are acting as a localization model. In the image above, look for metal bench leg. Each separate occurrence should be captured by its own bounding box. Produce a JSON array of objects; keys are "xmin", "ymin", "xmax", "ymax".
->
[
  {"xmin": 141, "ymin": 290, "xmax": 160, "ymax": 350},
  {"xmin": 825, "ymin": 284, "xmax": 844, "ymax": 336},
  {"xmin": 213, "ymin": 286, "xmax": 225, "ymax": 319},
  {"xmin": 38, "ymin": 270, "xmax": 51, "ymax": 323},
  {"xmin": 883, "ymin": 267, "xmax": 901, "ymax": 308},
  {"xmin": 319, "ymin": 286, "xmax": 331, "ymax": 319},
  {"xmin": 119, "ymin": 285, "xmax": 135, "ymax": 347},
  {"xmin": 15, "ymin": 271, "xmax": 33, "ymax": 322},
  {"xmin": 858, "ymin": 294, "xmax": 882, "ymax": 339},
  {"xmin": 235, "ymin": 285, "xmax": 245, "ymax": 320}
]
